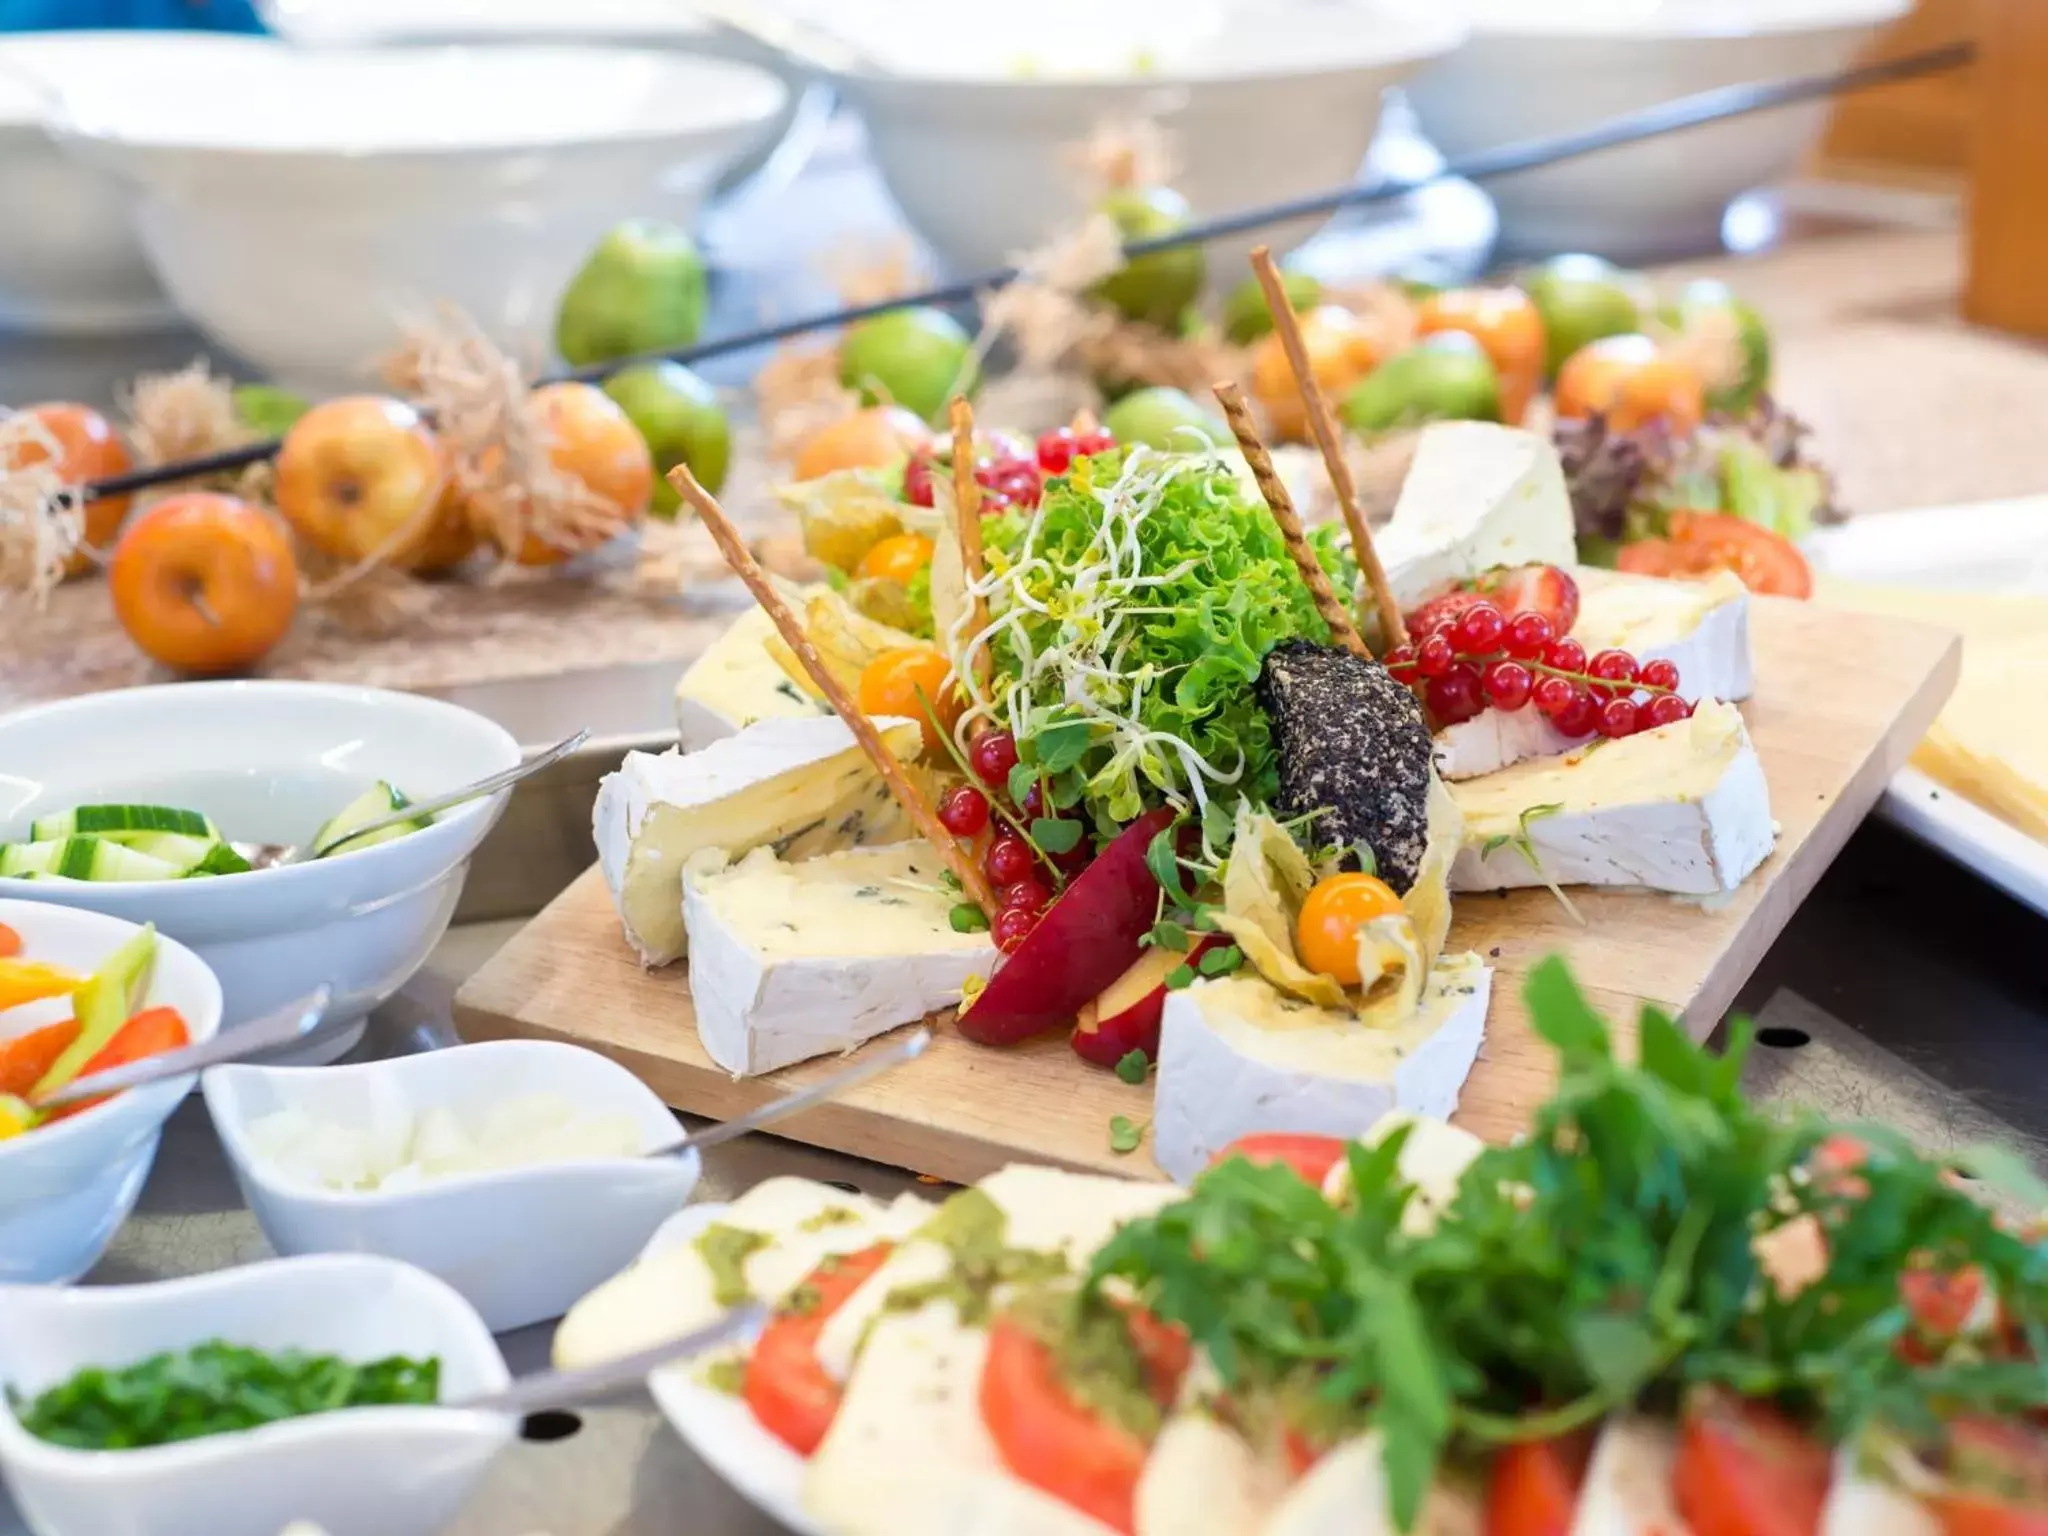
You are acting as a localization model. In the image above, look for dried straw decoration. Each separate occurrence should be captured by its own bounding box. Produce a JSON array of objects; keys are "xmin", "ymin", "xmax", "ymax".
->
[
  {"xmin": 0, "ymin": 412, "xmax": 79, "ymax": 604},
  {"xmin": 122, "ymin": 360, "xmax": 273, "ymax": 507}
]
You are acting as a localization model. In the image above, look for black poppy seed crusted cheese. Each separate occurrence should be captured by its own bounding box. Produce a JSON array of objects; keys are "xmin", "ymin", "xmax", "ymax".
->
[{"xmin": 1258, "ymin": 640, "xmax": 1435, "ymax": 893}]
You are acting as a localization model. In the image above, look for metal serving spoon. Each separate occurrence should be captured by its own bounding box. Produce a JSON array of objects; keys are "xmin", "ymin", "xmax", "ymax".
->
[
  {"xmin": 233, "ymin": 730, "xmax": 590, "ymax": 870},
  {"xmin": 31, "ymin": 985, "xmax": 334, "ymax": 1111},
  {"xmin": 451, "ymin": 1303, "xmax": 766, "ymax": 1417},
  {"xmin": 643, "ymin": 1027, "xmax": 932, "ymax": 1160}
]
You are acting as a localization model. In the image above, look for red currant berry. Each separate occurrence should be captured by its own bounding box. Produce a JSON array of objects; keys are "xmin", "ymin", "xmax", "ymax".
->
[
  {"xmin": 973, "ymin": 461, "xmax": 1003, "ymax": 488},
  {"xmin": 1554, "ymin": 692, "xmax": 1599, "ymax": 738},
  {"xmin": 1074, "ymin": 428, "xmax": 1115, "ymax": 456},
  {"xmin": 1596, "ymin": 697, "xmax": 1640, "ymax": 739},
  {"xmin": 970, "ymin": 730, "xmax": 1019, "ymax": 786},
  {"xmin": 1035, "ymin": 428, "xmax": 1077, "ymax": 475},
  {"xmin": 1588, "ymin": 650, "xmax": 1639, "ymax": 694},
  {"xmin": 1452, "ymin": 602, "xmax": 1505, "ymax": 657},
  {"xmin": 1644, "ymin": 692, "xmax": 1693, "ymax": 728},
  {"xmin": 1637, "ymin": 657, "xmax": 1681, "ymax": 693},
  {"xmin": 980, "ymin": 489, "xmax": 1015, "ymax": 513},
  {"xmin": 1416, "ymin": 633, "xmax": 1456, "ymax": 679},
  {"xmin": 993, "ymin": 906, "xmax": 1038, "ymax": 953},
  {"xmin": 1000, "ymin": 876, "xmax": 1051, "ymax": 913},
  {"xmin": 1019, "ymin": 780, "xmax": 1046, "ymax": 818},
  {"xmin": 1504, "ymin": 611, "xmax": 1555, "ymax": 660},
  {"xmin": 1543, "ymin": 637, "xmax": 1587, "ymax": 675},
  {"xmin": 985, "ymin": 833, "xmax": 1035, "ymax": 887},
  {"xmin": 1482, "ymin": 660, "xmax": 1534, "ymax": 712},
  {"xmin": 1532, "ymin": 674, "xmax": 1577, "ymax": 718},
  {"xmin": 1426, "ymin": 664, "xmax": 1485, "ymax": 725},
  {"xmin": 999, "ymin": 469, "xmax": 1042, "ymax": 507},
  {"xmin": 937, "ymin": 784, "xmax": 990, "ymax": 837},
  {"xmin": 903, "ymin": 452, "xmax": 936, "ymax": 508},
  {"xmin": 1053, "ymin": 840, "xmax": 1093, "ymax": 876}
]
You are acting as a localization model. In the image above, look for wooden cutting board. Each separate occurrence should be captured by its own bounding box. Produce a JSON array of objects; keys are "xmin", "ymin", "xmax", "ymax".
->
[{"xmin": 453, "ymin": 597, "xmax": 1960, "ymax": 1184}]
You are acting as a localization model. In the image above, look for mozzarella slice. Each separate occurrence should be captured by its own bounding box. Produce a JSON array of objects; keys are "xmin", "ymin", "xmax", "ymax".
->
[
  {"xmin": 594, "ymin": 714, "xmax": 923, "ymax": 966},
  {"xmin": 684, "ymin": 842, "xmax": 998, "ymax": 1076},
  {"xmin": 676, "ymin": 605, "xmax": 826, "ymax": 751},
  {"xmin": 813, "ymin": 1165, "xmax": 1182, "ymax": 1384},
  {"xmin": 1263, "ymin": 1434, "xmax": 1483, "ymax": 1535},
  {"xmin": 1570, "ymin": 1416, "xmax": 1691, "ymax": 1536},
  {"xmin": 1449, "ymin": 699, "xmax": 1775, "ymax": 897},
  {"xmin": 1819, "ymin": 1442, "xmax": 1940, "ymax": 1536},
  {"xmin": 1377, "ymin": 423, "xmax": 1577, "ymax": 612},
  {"xmin": 552, "ymin": 1178, "xmax": 930, "ymax": 1370},
  {"xmin": 804, "ymin": 1310, "xmax": 1119, "ymax": 1536},
  {"xmin": 1320, "ymin": 1112, "xmax": 1486, "ymax": 1235},
  {"xmin": 1137, "ymin": 1413, "xmax": 1286, "ymax": 1536},
  {"xmin": 1152, "ymin": 957, "xmax": 1493, "ymax": 1185}
]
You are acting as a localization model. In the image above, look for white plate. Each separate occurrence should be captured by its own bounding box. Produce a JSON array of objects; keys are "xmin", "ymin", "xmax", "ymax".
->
[{"xmin": 1807, "ymin": 496, "xmax": 2048, "ymax": 916}]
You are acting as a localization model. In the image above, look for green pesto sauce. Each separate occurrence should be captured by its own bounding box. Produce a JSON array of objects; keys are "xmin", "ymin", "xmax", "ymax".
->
[
  {"xmin": 875, "ymin": 1188, "xmax": 1070, "ymax": 1331},
  {"xmin": 694, "ymin": 1223, "xmax": 769, "ymax": 1307},
  {"xmin": 699, "ymin": 1355, "xmax": 747, "ymax": 1397},
  {"xmin": 1010, "ymin": 1287, "xmax": 1165, "ymax": 1442},
  {"xmin": 798, "ymin": 1206, "xmax": 861, "ymax": 1233}
]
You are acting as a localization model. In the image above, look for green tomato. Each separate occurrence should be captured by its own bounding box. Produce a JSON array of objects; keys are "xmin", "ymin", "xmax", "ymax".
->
[
  {"xmin": 603, "ymin": 362, "xmax": 732, "ymax": 515},
  {"xmin": 837, "ymin": 307, "xmax": 977, "ymax": 425},
  {"xmin": 1519, "ymin": 253, "xmax": 1642, "ymax": 378},
  {"xmin": 1660, "ymin": 279, "xmax": 1771, "ymax": 414},
  {"xmin": 1340, "ymin": 333, "xmax": 1501, "ymax": 434},
  {"xmin": 1102, "ymin": 387, "xmax": 1228, "ymax": 452},
  {"xmin": 1221, "ymin": 270, "xmax": 1323, "ymax": 346},
  {"xmin": 554, "ymin": 220, "xmax": 708, "ymax": 368},
  {"xmin": 1089, "ymin": 187, "xmax": 1206, "ymax": 331}
]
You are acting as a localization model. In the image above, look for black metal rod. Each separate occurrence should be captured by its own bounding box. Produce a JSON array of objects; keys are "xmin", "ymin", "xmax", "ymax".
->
[{"xmin": 76, "ymin": 37, "xmax": 1973, "ymax": 504}]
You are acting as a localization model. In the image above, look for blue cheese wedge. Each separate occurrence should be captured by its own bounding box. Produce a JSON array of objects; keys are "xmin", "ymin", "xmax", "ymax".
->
[
  {"xmin": 675, "ymin": 606, "xmax": 825, "ymax": 751},
  {"xmin": 682, "ymin": 842, "xmax": 997, "ymax": 1077},
  {"xmin": 1151, "ymin": 956, "xmax": 1494, "ymax": 1184},
  {"xmin": 1377, "ymin": 423, "xmax": 1577, "ymax": 612},
  {"xmin": 594, "ymin": 715, "xmax": 923, "ymax": 967},
  {"xmin": 1448, "ymin": 699, "xmax": 1775, "ymax": 897},
  {"xmin": 1435, "ymin": 568, "xmax": 1754, "ymax": 781}
]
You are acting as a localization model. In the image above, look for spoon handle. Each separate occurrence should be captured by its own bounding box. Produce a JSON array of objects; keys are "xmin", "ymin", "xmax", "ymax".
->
[
  {"xmin": 656, "ymin": 1027, "xmax": 932, "ymax": 1158},
  {"xmin": 452, "ymin": 1303, "xmax": 766, "ymax": 1416},
  {"xmin": 32, "ymin": 985, "xmax": 334, "ymax": 1110},
  {"xmin": 324, "ymin": 730, "xmax": 591, "ymax": 852}
]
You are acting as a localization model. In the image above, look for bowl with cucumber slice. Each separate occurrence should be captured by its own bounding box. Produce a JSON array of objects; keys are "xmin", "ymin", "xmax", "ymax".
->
[{"xmin": 0, "ymin": 681, "xmax": 520, "ymax": 1067}]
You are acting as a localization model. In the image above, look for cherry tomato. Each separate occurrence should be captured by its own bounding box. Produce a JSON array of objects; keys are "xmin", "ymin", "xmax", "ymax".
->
[
  {"xmin": 1295, "ymin": 872, "xmax": 1404, "ymax": 986},
  {"xmin": 1208, "ymin": 1132, "xmax": 1352, "ymax": 1188},
  {"xmin": 1554, "ymin": 334, "xmax": 1706, "ymax": 436},
  {"xmin": 0, "ymin": 923, "xmax": 18, "ymax": 959},
  {"xmin": 1417, "ymin": 287, "xmax": 1546, "ymax": 425},
  {"xmin": 1672, "ymin": 1389, "xmax": 1831, "ymax": 1536},
  {"xmin": 1484, "ymin": 1433, "xmax": 1593, "ymax": 1536},
  {"xmin": 1616, "ymin": 511, "xmax": 1813, "ymax": 599},
  {"xmin": 855, "ymin": 646, "xmax": 957, "ymax": 753},
  {"xmin": 856, "ymin": 531, "xmax": 935, "ymax": 585},
  {"xmin": 742, "ymin": 1243, "xmax": 893, "ymax": 1455},
  {"xmin": 980, "ymin": 1316, "xmax": 1150, "ymax": 1534}
]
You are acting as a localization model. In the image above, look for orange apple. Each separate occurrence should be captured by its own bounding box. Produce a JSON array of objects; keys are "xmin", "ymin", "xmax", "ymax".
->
[
  {"xmin": 3, "ymin": 402, "xmax": 134, "ymax": 577},
  {"xmin": 1072, "ymin": 934, "xmax": 1225, "ymax": 1068},
  {"xmin": 511, "ymin": 381, "xmax": 653, "ymax": 567},
  {"xmin": 274, "ymin": 396, "xmax": 472, "ymax": 573},
  {"xmin": 791, "ymin": 405, "xmax": 932, "ymax": 483},
  {"xmin": 108, "ymin": 493, "xmax": 298, "ymax": 675}
]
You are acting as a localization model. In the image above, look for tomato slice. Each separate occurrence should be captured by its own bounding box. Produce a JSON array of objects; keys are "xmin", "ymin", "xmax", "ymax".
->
[
  {"xmin": 1485, "ymin": 1434, "xmax": 1594, "ymax": 1536},
  {"xmin": 1673, "ymin": 1390, "xmax": 1831, "ymax": 1536},
  {"xmin": 742, "ymin": 1242, "xmax": 892, "ymax": 1456},
  {"xmin": 43, "ymin": 1007, "xmax": 191, "ymax": 1122},
  {"xmin": 0, "ymin": 924, "xmax": 20, "ymax": 959},
  {"xmin": 1209, "ymin": 1132, "xmax": 1351, "ymax": 1188},
  {"xmin": 0, "ymin": 1019, "xmax": 82, "ymax": 1100},
  {"xmin": 1937, "ymin": 1494, "xmax": 2048, "ymax": 1536},
  {"xmin": 1616, "ymin": 511, "xmax": 1813, "ymax": 599},
  {"xmin": 980, "ymin": 1316, "xmax": 1151, "ymax": 1535},
  {"xmin": 1939, "ymin": 1417, "xmax": 2048, "ymax": 1535}
]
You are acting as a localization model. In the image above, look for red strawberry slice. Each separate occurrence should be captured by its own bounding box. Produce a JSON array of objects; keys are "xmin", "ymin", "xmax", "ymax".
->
[
  {"xmin": 1404, "ymin": 587, "xmax": 1490, "ymax": 638},
  {"xmin": 1475, "ymin": 563, "xmax": 1580, "ymax": 635}
]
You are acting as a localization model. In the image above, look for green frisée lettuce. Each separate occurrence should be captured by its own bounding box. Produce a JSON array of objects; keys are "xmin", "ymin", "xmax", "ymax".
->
[{"xmin": 957, "ymin": 447, "xmax": 1354, "ymax": 845}]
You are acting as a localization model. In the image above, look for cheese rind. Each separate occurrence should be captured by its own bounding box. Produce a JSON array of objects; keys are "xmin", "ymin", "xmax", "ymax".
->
[
  {"xmin": 1448, "ymin": 699, "xmax": 1775, "ymax": 897},
  {"xmin": 1152, "ymin": 956, "xmax": 1493, "ymax": 1184},
  {"xmin": 1377, "ymin": 423, "xmax": 1577, "ymax": 611},
  {"xmin": 593, "ymin": 715, "xmax": 922, "ymax": 967},
  {"xmin": 675, "ymin": 606, "xmax": 825, "ymax": 751},
  {"xmin": 683, "ymin": 842, "xmax": 998, "ymax": 1077}
]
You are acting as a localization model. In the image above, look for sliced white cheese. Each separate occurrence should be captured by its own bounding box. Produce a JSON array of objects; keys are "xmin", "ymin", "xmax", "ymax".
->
[
  {"xmin": 1449, "ymin": 699, "xmax": 1774, "ymax": 897},
  {"xmin": 1819, "ymin": 1442, "xmax": 1940, "ymax": 1536},
  {"xmin": 676, "ymin": 605, "xmax": 827, "ymax": 751},
  {"xmin": 1152, "ymin": 956, "xmax": 1493, "ymax": 1185},
  {"xmin": 1377, "ymin": 423, "xmax": 1577, "ymax": 612},
  {"xmin": 1319, "ymin": 1112, "xmax": 1486, "ymax": 1235},
  {"xmin": 805, "ymin": 1310, "xmax": 1119, "ymax": 1536},
  {"xmin": 1137, "ymin": 1412, "xmax": 1286, "ymax": 1536},
  {"xmin": 684, "ymin": 841, "xmax": 998, "ymax": 1077},
  {"xmin": 1570, "ymin": 1416, "xmax": 1691, "ymax": 1536},
  {"xmin": 593, "ymin": 714, "xmax": 922, "ymax": 966},
  {"xmin": 1434, "ymin": 568, "xmax": 1754, "ymax": 782},
  {"xmin": 1263, "ymin": 1433, "xmax": 1483, "ymax": 1535}
]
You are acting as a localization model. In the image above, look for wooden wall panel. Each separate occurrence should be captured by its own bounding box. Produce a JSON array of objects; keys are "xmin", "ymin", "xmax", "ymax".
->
[
  {"xmin": 1962, "ymin": 0, "xmax": 2048, "ymax": 338},
  {"xmin": 1814, "ymin": 0, "xmax": 1980, "ymax": 180}
]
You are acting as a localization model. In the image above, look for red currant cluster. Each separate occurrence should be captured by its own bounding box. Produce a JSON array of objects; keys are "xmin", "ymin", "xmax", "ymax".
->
[
  {"xmin": 1387, "ymin": 603, "xmax": 1693, "ymax": 741},
  {"xmin": 935, "ymin": 727, "xmax": 1093, "ymax": 952},
  {"xmin": 902, "ymin": 427, "xmax": 1115, "ymax": 516}
]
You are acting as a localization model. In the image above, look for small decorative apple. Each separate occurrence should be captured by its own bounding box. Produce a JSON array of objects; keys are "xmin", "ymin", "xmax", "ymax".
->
[
  {"xmin": 1071, "ymin": 934, "xmax": 1225, "ymax": 1068},
  {"xmin": 3, "ymin": 402, "xmax": 134, "ymax": 577},
  {"xmin": 108, "ymin": 493, "xmax": 298, "ymax": 675},
  {"xmin": 274, "ymin": 395, "xmax": 471, "ymax": 573},
  {"xmin": 510, "ymin": 382, "xmax": 654, "ymax": 567}
]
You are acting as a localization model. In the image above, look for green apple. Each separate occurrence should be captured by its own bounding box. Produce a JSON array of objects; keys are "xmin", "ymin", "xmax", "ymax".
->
[
  {"xmin": 1102, "ymin": 386, "xmax": 1227, "ymax": 451},
  {"xmin": 1221, "ymin": 269, "xmax": 1324, "ymax": 346},
  {"xmin": 1519, "ymin": 253, "xmax": 1642, "ymax": 378},
  {"xmin": 603, "ymin": 362, "xmax": 731, "ymax": 515},
  {"xmin": 1660, "ymin": 278, "xmax": 1772, "ymax": 413},
  {"xmin": 555, "ymin": 221, "xmax": 708, "ymax": 368},
  {"xmin": 1090, "ymin": 187, "xmax": 1206, "ymax": 331},
  {"xmin": 837, "ymin": 307, "xmax": 977, "ymax": 425},
  {"xmin": 1341, "ymin": 334, "xmax": 1501, "ymax": 434}
]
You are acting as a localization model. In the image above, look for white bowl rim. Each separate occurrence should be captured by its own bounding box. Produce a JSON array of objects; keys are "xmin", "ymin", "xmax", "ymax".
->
[
  {"xmin": 203, "ymin": 1038, "xmax": 697, "ymax": 1212},
  {"xmin": 0, "ymin": 30, "xmax": 284, "ymax": 129},
  {"xmin": 0, "ymin": 678, "xmax": 521, "ymax": 903},
  {"xmin": 1458, "ymin": 0, "xmax": 1910, "ymax": 39},
  {"xmin": 0, "ymin": 1252, "xmax": 513, "ymax": 1477}
]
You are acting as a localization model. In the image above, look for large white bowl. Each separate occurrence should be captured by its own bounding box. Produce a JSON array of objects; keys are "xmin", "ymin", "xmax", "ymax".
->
[
  {"xmin": 42, "ymin": 37, "xmax": 787, "ymax": 390},
  {"xmin": 0, "ymin": 681, "xmax": 521, "ymax": 1066},
  {"xmin": 816, "ymin": 0, "xmax": 1466, "ymax": 282},
  {"xmin": 0, "ymin": 1254, "xmax": 513, "ymax": 1536},
  {"xmin": 204, "ymin": 1040, "xmax": 702, "ymax": 1332},
  {"xmin": 1404, "ymin": 0, "xmax": 1912, "ymax": 262},
  {"xmin": 0, "ymin": 900, "xmax": 223, "ymax": 1285}
]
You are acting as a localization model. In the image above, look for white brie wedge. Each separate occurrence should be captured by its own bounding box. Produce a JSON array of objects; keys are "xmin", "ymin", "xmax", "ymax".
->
[
  {"xmin": 683, "ymin": 842, "xmax": 998, "ymax": 1077},
  {"xmin": 1377, "ymin": 423, "xmax": 1577, "ymax": 612},
  {"xmin": 594, "ymin": 715, "xmax": 922, "ymax": 967},
  {"xmin": 1152, "ymin": 956, "xmax": 1493, "ymax": 1185},
  {"xmin": 676, "ymin": 605, "xmax": 825, "ymax": 751},
  {"xmin": 1448, "ymin": 699, "xmax": 1775, "ymax": 897}
]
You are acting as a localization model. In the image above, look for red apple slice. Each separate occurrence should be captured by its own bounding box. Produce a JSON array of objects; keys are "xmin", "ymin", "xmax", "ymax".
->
[
  {"xmin": 957, "ymin": 806, "xmax": 1179, "ymax": 1047},
  {"xmin": 1071, "ymin": 934, "xmax": 1224, "ymax": 1068}
]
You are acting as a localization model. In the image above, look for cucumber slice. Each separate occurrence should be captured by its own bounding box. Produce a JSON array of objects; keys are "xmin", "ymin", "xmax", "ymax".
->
[
  {"xmin": 118, "ymin": 831, "xmax": 221, "ymax": 873},
  {"xmin": 312, "ymin": 781, "xmax": 429, "ymax": 859},
  {"xmin": 0, "ymin": 836, "xmax": 181, "ymax": 882},
  {"xmin": 30, "ymin": 804, "xmax": 216, "ymax": 841},
  {"xmin": 186, "ymin": 842, "xmax": 254, "ymax": 878}
]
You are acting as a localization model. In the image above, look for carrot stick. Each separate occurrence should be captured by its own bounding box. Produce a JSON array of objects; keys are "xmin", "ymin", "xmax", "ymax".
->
[{"xmin": 0, "ymin": 1019, "xmax": 82, "ymax": 1099}]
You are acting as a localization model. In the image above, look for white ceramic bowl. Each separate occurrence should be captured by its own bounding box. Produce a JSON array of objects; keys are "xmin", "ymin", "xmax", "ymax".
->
[
  {"xmin": 0, "ymin": 681, "xmax": 521, "ymax": 1066},
  {"xmin": 204, "ymin": 1040, "xmax": 702, "ymax": 1332},
  {"xmin": 1404, "ymin": 0, "xmax": 1912, "ymax": 261},
  {"xmin": 43, "ymin": 37, "xmax": 787, "ymax": 390},
  {"xmin": 0, "ymin": 1253, "xmax": 513, "ymax": 1536},
  {"xmin": 0, "ymin": 901, "xmax": 223, "ymax": 1285},
  {"xmin": 817, "ymin": 0, "xmax": 1466, "ymax": 281}
]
